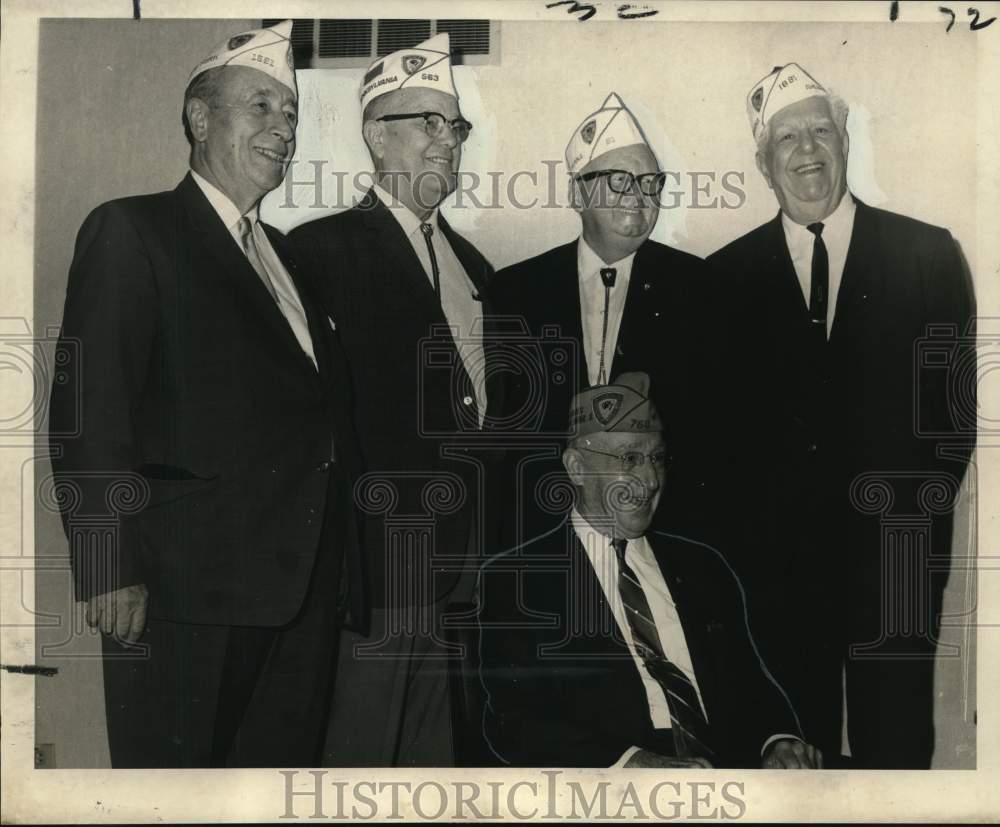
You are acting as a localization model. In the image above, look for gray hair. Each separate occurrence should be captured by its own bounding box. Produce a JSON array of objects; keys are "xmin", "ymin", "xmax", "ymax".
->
[
  {"xmin": 181, "ymin": 67, "xmax": 227, "ymax": 148},
  {"xmin": 755, "ymin": 92, "xmax": 849, "ymax": 156}
]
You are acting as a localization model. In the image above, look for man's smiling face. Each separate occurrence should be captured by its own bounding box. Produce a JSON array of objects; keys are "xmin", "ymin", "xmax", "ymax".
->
[
  {"xmin": 366, "ymin": 87, "xmax": 463, "ymax": 219},
  {"xmin": 195, "ymin": 66, "xmax": 297, "ymax": 213},
  {"xmin": 757, "ymin": 95, "xmax": 848, "ymax": 224}
]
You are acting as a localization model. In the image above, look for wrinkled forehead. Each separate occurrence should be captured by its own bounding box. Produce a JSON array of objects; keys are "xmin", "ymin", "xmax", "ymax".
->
[
  {"xmin": 378, "ymin": 87, "xmax": 461, "ymax": 118},
  {"xmin": 218, "ymin": 65, "xmax": 298, "ymax": 108},
  {"xmin": 579, "ymin": 143, "xmax": 659, "ymax": 177}
]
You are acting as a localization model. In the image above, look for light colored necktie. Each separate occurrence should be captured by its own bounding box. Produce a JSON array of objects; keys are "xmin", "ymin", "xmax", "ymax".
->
[
  {"xmin": 238, "ymin": 216, "xmax": 278, "ymax": 302},
  {"xmin": 236, "ymin": 216, "xmax": 317, "ymax": 370}
]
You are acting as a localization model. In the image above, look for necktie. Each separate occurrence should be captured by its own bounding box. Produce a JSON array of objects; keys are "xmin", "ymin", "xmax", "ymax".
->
[
  {"xmin": 238, "ymin": 216, "xmax": 278, "ymax": 302},
  {"xmin": 807, "ymin": 222, "xmax": 828, "ymax": 341},
  {"xmin": 611, "ymin": 538, "xmax": 715, "ymax": 761},
  {"xmin": 597, "ymin": 267, "xmax": 617, "ymax": 385},
  {"xmin": 236, "ymin": 216, "xmax": 317, "ymax": 371},
  {"xmin": 420, "ymin": 223, "xmax": 441, "ymax": 298}
]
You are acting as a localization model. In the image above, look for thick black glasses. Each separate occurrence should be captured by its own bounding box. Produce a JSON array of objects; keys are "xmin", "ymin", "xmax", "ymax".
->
[
  {"xmin": 576, "ymin": 169, "xmax": 667, "ymax": 197},
  {"xmin": 376, "ymin": 111, "xmax": 473, "ymax": 143}
]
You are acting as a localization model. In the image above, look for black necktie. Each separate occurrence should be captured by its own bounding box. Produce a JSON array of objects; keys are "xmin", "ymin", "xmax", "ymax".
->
[
  {"xmin": 611, "ymin": 538, "xmax": 715, "ymax": 760},
  {"xmin": 420, "ymin": 222, "xmax": 441, "ymax": 298},
  {"xmin": 597, "ymin": 267, "xmax": 617, "ymax": 385},
  {"xmin": 807, "ymin": 222, "xmax": 828, "ymax": 341}
]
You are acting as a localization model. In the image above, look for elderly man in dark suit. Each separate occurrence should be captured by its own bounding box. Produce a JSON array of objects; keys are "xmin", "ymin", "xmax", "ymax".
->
[
  {"xmin": 708, "ymin": 64, "xmax": 975, "ymax": 768},
  {"xmin": 478, "ymin": 372, "xmax": 820, "ymax": 769},
  {"xmin": 489, "ymin": 93, "xmax": 719, "ymax": 550},
  {"xmin": 48, "ymin": 22, "xmax": 362, "ymax": 767},
  {"xmin": 289, "ymin": 33, "xmax": 494, "ymax": 766}
]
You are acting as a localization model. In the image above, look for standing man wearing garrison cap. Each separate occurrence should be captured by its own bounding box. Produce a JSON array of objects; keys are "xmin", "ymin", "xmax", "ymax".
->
[
  {"xmin": 708, "ymin": 64, "xmax": 975, "ymax": 768},
  {"xmin": 491, "ymin": 93, "xmax": 720, "ymax": 549},
  {"xmin": 289, "ymin": 32, "xmax": 495, "ymax": 766},
  {"xmin": 478, "ymin": 372, "xmax": 820, "ymax": 768},
  {"xmin": 48, "ymin": 21, "xmax": 362, "ymax": 767}
]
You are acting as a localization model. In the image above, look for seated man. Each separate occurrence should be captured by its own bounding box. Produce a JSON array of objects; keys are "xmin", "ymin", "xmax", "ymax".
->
[{"xmin": 477, "ymin": 372, "xmax": 821, "ymax": 769}]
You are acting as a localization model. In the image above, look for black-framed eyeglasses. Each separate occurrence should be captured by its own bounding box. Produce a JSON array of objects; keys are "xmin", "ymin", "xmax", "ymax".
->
[
  {"xmin": 376, "ymin": 111, "xmax": 473, "ymax": 143},
  {"xmin": 577, "ymin": 446, "xmax": 671, "ymax": 474},
  {"xmin": 575, "ymin": 169, "xmax": 666, "ymax": 197}
]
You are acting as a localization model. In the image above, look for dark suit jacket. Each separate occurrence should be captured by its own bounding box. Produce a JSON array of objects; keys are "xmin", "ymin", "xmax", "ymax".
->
[
  {"xmin": 488, "ymin": 239, "xmax": 722, "ymax": 543},
  {"xmin": 707, "ymin": 200, "xmax": 975, "ymax": 587},
  {"xmin": 49, "ymin": 174, "xmax": 361, "ymax": 627},
  {"xmin": 477, "ymin": 521, "xmax": 800, "ymax": 768},
  {"xmin": 288, "ymin": 190, "xmax": 496, "ymax": 606}
]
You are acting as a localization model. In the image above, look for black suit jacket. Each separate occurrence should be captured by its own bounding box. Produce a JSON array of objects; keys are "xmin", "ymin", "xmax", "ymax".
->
[
  {"xmin": 49, "ymin": 174, "xmax": 361, "ymax": 627},
  {"xmin": 488, "ymin": 239, "xmax": 722, "ymax": 543},
  {"xmin": 477, "ymin": 522, "xmax": 800, "ymax": 768},
  {"xmin": 289, "ymin": 190, "xmax": 496, "ymax": 606},
  {"xmin": 707, "ymin": 200, "xmax": 975, "ymax": 584}
]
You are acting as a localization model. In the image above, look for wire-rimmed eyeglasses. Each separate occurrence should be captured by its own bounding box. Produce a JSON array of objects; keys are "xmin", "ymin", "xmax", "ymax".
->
[{"xmin": 576, "ymin": 446, "xmax": 671, "ymax": 473}]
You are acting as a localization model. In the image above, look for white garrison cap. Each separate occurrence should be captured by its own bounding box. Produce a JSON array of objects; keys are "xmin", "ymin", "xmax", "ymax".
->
[
  {"xmin": 565, "ymin": 93, "xmax": 650, "ymax": 177},
  {"xmin": 188, "ymin": 20, "xmax": 297, "ymax": 98},
  {"xmin": 747, "ymin": 63, "xmax": 828, "ymax": 139},
  {"xmin": 360, "ymin": 33, "xmax": 457, "ymax": 111}
]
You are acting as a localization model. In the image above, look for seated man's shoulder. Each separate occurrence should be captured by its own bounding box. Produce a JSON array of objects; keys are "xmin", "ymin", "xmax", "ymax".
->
[{"xmin": 859, "ymin": 202, "xmax": 953, "ymax": 248}]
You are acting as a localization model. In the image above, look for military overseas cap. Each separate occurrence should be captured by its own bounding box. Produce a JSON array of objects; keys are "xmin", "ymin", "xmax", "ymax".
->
[
  {"xmin": 189, "ymin": 20, "xmax": 297, "ymax": 99},
  {"xmin": 569, "ymin": 371, "xmax": 661, "ymax": 438},
  {"xmin": 565, "ymin": 92, "xmax": 652, "ymax": 178},
  {"xmin": 360, "ymin": 32, "xmax": 458, "ymax": 111},
  {"xmin": 746, "ymin": 63, "xmax": 828, "ymax": 140}
]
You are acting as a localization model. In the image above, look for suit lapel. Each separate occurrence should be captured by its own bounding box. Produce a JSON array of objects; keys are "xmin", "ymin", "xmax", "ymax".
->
[
  {"xmin": 177, "ymin": 175, "xmax": 320, "ymax": 383},
  {"xmin": 360, "ymin": 189, "xmax": 447, "ymax": 323},
  {"xmin": 647, "ymin": 534, "xmax": 722, "ymax": 722},
  {"xmin": 830, "ymin": 198, "xmax": 880, "ymax": 345},
  {"xmin": 265, "ymin": 224, "xmax": 332, "ymax": 382},
  {"xmin": 550, "ymin": 242, "xmax": 588, "ymax": 391},
  {"xmin": 764, "ymin": 212, "xmax": 815, "ymax": 342},
  {"xmin": 612, "ymin": 241, "xmax": 666, "ymax": 377}
]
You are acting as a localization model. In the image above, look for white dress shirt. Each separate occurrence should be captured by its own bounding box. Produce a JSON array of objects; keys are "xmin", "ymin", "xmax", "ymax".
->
[
  {"xmin": 190, "ymin": 170, "xmax": 317, "ymax": 368},
  {"xmin": 570, "ymin": 510, "xmax": 706, "ymax": 729},
  {"xmin": 571, "ymin": 510, "xmax": 799, "ymax": 765},
  {"xmin": 373, "ymin": 184, "xmax": 486, "ymax": 425},
  {"xmin": 781, "ymin": 191, "xmax": 857, "ymax": 336},
  {"xmin": 577, "ymin": 237, "xmax": 636, "ymax": 386}
]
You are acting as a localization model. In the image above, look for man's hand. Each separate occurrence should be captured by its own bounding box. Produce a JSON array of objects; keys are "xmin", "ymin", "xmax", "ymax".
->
[
  {"xmin": 761, "ymin": 738, "xmax": 823, "ymax": 769},
  {"xmin": 85, "ymin": 584, "xmax": 149, "ymax": 645},
  {"xmin": 625, "ymin": 748, "xmax": 713, "ymax": 769}
]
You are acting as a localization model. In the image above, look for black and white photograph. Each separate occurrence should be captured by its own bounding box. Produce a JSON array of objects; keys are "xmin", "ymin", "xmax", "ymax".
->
[{"xmin": 1, "ymin": 0, "xmax": 997, "ymax": 821}]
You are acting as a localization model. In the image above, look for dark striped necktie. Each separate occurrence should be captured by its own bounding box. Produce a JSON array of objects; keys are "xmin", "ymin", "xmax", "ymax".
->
[{"xmin": 611, "ymin": 537, "xmax": 715, "ymax": 761}]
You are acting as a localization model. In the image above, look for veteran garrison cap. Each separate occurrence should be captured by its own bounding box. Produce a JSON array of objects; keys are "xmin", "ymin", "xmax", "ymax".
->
[
  {"xmin": 360, "ymin": 32, "xmax": 457, "ymax": 111},
  {"xmin": 188, "ymin": 20, "xmax": 297, "ymax": 98},
  {"xmin": 569, "ymin": 372, "xmax": 661, "ymax": 438},
  {"xmin": 746, "ymin": 63, "xmax": 828, "ymax": 140},
  {"xmin": 565, "ymin": 92, "xmax": 652, "ymax": 178}
]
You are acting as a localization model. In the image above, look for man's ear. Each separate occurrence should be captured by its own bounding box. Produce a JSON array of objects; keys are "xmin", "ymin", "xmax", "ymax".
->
[
  {"xmin": 363, "ymin": 119, "xmax": 385, "ymax": 160},
  {"xmin": 185, "ymin": 97, "xmax": 211, "ymax": 144},
  {"xmin": 563, "ymin": 446, "xmax": 585, "ymax": 485},
  {"xmin": 841, "ymin": 129, "xmax": 850, "ymax": 164}
]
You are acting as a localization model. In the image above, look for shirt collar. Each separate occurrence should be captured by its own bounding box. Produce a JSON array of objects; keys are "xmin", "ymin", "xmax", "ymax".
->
[
  {"xmin": 374, "ymin": 182, "xmax": 440, "ymax": 239},
  {"xmin": 780, "ymin": 190, "xmax": 856, "ymax": 244},
  {"xmin": 570, "ymin": 508, "xmax": 618, "ymax": 547},
  {"xmin": 577, "ymin": 235, "xmax": 638, "ymax": 281},
  {"xmin": 190, "ymin": 169, "xmax": 256, "ymax": 232}
]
